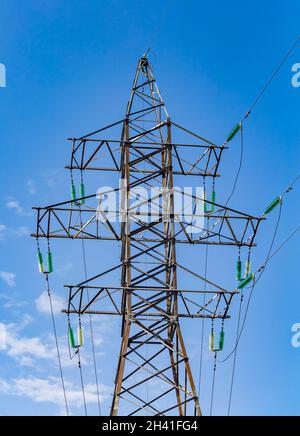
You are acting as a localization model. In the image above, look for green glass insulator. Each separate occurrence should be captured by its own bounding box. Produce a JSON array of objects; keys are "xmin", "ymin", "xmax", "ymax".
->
[
  {"xmin": 68, "ymin": 326, "xmax": 76, "ymax": 349},
  {"xmin": 219, "ymin": 330, "xmax": 225, "ymax": 351},
  {"xmin": 264, "ymin": 197, "xmax": 281, "ymax": 215},
  {"xmin": 204, "ymin": 191, "xmax": 209, "ymax": 214},
  {"xmin": 209, "ymin": 332, "xmax": 215, "ymax": 352},
  {"xmin": 37, "ymin": 252, "xmax": 44, "ymax": 274},
  {"xmin": 237, "ymin": 274, "xmax": 254, "ymax": 289},
  {"xmin": 77, "ymin": 326, "xmax": 84, "ymax": 347},
  {"xmin": 245, "ymin": 259, "xmax": 251, "ymax": 278},
  {"xmin": 226, "ymin": 123, "xmax": 241, "ymax": 143},
  {"xmin": 211, "ymin": 191, "xmax": 216, "ymax": 212},
  {"xmin": 236, "ymin": 259, "xmax": 242, "ymax": 281},
  {"xmin": 79, "ymin": 182, "xmax": 85, "ymax": 205},
  {"xmin": 47, "ymin": 252, "xmax": 53, "ymax": 273},
  {"xmin": 71, "ymin": 183, "xmax": 76, "ymax": 203}
]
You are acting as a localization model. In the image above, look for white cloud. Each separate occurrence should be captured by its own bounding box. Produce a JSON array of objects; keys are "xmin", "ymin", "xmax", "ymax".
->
[
  {"xmin": 0, "ymin": 376, "xmax": 112, "ymax": 413},
  {"xmin": 0, "ymin": 379, "xmax": 10, "ymax": 394},
  {"xmin": 5, "ymin": 330, "xmax": 56, "ymax": 362},
  {"xmin": 1, "ymin": 322, "xmax": 82, "ymax": 369},
  {"xmin": 0, "ymin": 323, "xmax": 6, "ymax": 351},
  {"xmin": 42, "ymin": 170, "xmax": 59, "ymax": 189},
  {"xmin": 0, "ymin": 314, "xmax": 111, "ymax": 414},
  {"xmin": 0, "ymin": 224, "xmax": 29, "ymax": 241},
  {"xmin": 13, "ymin": 226, "xmax": 30, "ymax": 238},
  {"xmin": 14, "ymin": 314, "xmax": 33, "ymax": 332},
  {"xmin": 0, "ymin": 271, "xmax": 16, "ymax": 287},
  {"xmin": 0, "ymin": 293, "xmax": 28, "ymax": 311},
  {"xmin": 56, "ymin": 261, "xmax": 73, "ymax": 276},
  {"xmin": 35, "ymin": 292, "xmax": 65, "ymax": 315},
  {"xmin": 0, "ymin": 224, "xmax": 7, "ymax": 240},
  {"xmin": 5, "ymin": 198, "xmax": 31, "ymax": 216},
  {"xmin": 6, "ymin": 199, "xmax": 24, "ymax": 214},
  {"xmin": 26, "ymin": 180, "xmax": 36, "ymax": 195}
]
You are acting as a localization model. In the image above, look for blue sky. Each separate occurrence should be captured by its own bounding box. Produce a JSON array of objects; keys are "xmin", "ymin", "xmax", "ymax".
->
[{"xmin": 0, "ymin": 0, "xmax": 299, "ymax": 416}]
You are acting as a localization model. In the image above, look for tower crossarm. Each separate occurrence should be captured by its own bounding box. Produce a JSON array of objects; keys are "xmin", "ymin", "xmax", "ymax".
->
[
  {"xmin": 64, "ymin": 284, "xmax": 237, "ymax": 320},
  {"xmin": 65, "ymin": 121, "xmax": 226, "ymax": 178},
  {"xmin": 32, "ymin": 199, "xmax": 264, "ymax": 247}
]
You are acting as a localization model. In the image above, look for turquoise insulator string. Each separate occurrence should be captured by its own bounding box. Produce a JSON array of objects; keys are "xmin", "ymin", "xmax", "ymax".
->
[
  {"xmin": 68, "ymin": 324, "xmax": 76, "ymax": 349},
  {"xmin": 264, "ymin": 196, "xmax": 282, "ymax": 215},
  {"xmin": 77, "ymin": 316, "xmax": 84, "ymax": 347},
  {"xmin": 236, "ymin": 247, "xmax": 242, "ymax": 282},
  {"xmin": 245, "ymin": 248, "xmax": 252, "ymax": 279},
  {"xmin": 209, "ymin": 329, "xmax": 215, "ymax": 352},
  {"xmin": 219, "ymin": 325, "xmax": 225, "ymax": 352},
  {"xmin": 37, "ymin": 252, "xmax": 44, "ymax": 274},
  {"xmin": 211, "ymin": 177, "xmax": 216, "ymax": 212},
  {"xmin": 79, "ymin": 170, "xmax": 85, "ymax": 205},
  {"xmin": 226, "ymin": 123, "xmax": 241, "ymax": 143}
]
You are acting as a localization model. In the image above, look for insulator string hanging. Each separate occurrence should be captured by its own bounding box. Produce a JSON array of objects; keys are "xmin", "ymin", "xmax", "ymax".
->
[
  {"xmin": 78, "ymin": 173, "xmax": 102, "ymax": 416},
  {"xmin": 236, "ymin": 249, "xmax": 242, "ymax": 282},
  {"xmin": 36, "ymin": 235, "xmax": 69, "ymax": 416},
  {"xmin": 68, "ymin": 315, "xmax": 87, "ymax": 416},
  {"xmin": 227, "ymin": 290, "xmax": 244, "ymax": 416},
  {"xmin": 196, "ymin": 244, "xmax": 209, "ymax": 416},
  {"xmin": 209, "ymin": 352, "xmax": 217, "ymax": 416},
  {"xmin": 245, "ymin": 248, "xmax": 252, "ymax": 279},
  {"xmin": 219, "ymin": 321, "xmax": 225, "ymax": 352},
  {"xmin": 79, "ymin": 170, "xmax": 85, "ymax": 205}
]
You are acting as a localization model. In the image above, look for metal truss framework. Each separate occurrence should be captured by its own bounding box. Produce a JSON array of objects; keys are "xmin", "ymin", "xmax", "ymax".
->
[{"xmin": 32, "ymin": 55, "xmax": 262, "ymax": 416}]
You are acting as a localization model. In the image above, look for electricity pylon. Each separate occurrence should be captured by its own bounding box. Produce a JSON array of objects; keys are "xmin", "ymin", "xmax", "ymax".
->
[{"xmin": 32, "ymin": 54, "xmax": 263, "ymax": 416}]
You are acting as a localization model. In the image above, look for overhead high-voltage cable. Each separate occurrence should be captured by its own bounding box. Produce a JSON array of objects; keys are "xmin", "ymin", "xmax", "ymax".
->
[
  {"xmin": 220, "ymin": 167, "xmax": 300, "ymax": 413},
  {"xmin": 77, "ymin": 168, "xmax": 103, "ymax": 417},
  {"xmin": 45, "ymin": 272, "xmax": 70, "ymax": 416},
  {"xmin": 223, "ymin": 36, "xmax": 300, "ymax": 205},
  {"xmin": 36, "ymin": 234, "xmax": 70, "ymax": 416}
]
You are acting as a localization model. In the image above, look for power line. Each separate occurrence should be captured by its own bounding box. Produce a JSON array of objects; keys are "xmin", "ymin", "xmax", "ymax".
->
[
  {"xmin": 223, "ymin": 36, "xmax": 300, "ymax": 206},
  {"xmin": 219, "ymin": 202, "xmax": 283, "ymax": 365},
  {"xmin": 225, "ymin": 124, "xmax": 244, "ymax": 206},
  {"xmin": 281, "ymin": 172, "xmax": 300, "ymax": 199},
  {"xmin": 219, "ymin": 167, "xmax": 300, "ymax": 393},
  {"xmin": 196, "ymin": 244, "xmax": 209, "ymax": 412},
  {"xmin": 80, "ymin": 209, "xmax": 102, "ymax": 416},
  {"xmin": 209, "ymin": 352, "xmax": 217, "ymax": 416},
  {"xmin": 243, "ymin": 35, "xmax": 300, "ymax": 121},
  {"xmin": 77, "ymin": 346, "xmax": 88, "ymax": 416},
  {"xmin": 45, "ymin": 273, "xmax": 69, "ymax": 416},
  {"xmin": 227, "ymin": 291, "xmax": 244, "ymax": 416},
  {"xmin": 265, "ymin": 222, "xmax": 300, "ymax": 264}
]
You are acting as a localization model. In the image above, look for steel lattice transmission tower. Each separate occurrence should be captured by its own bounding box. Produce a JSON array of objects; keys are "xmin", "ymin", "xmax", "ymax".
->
[{"xmin": 32, "ymin": 55, "xmax": 262, "ymax": 416}]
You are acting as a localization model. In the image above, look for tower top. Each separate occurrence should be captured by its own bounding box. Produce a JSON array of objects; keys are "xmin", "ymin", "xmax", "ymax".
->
[{"xmin": 126, "ymin": 51, "xmax": 169, "ymax": 121}]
